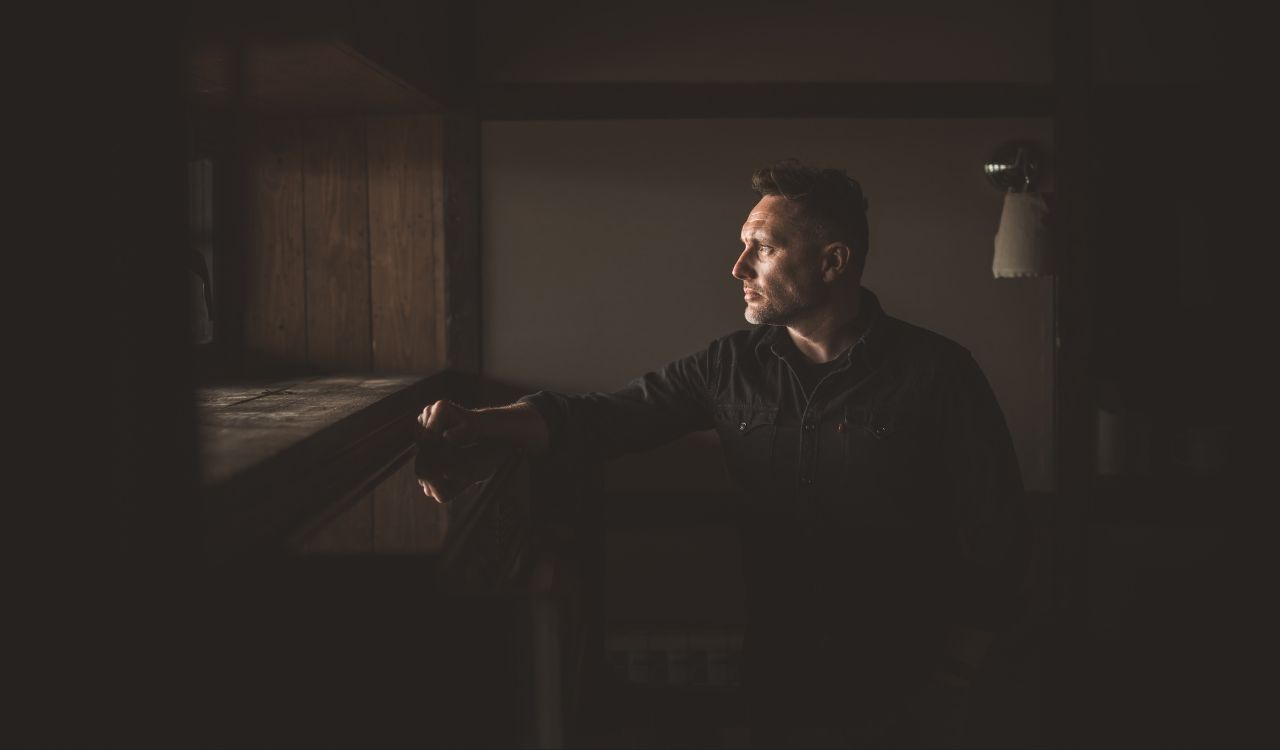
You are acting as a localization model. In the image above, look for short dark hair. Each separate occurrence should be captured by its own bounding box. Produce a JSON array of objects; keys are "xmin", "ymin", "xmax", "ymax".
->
[{"xmin": 751, "ymin": 159, "xmax": 870, "ymax": 271}]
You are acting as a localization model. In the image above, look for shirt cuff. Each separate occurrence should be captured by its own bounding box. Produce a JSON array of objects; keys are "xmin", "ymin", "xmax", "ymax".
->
[{"xmin": 517, "ymin": 391, "xmax": 570, "ymax": 462}]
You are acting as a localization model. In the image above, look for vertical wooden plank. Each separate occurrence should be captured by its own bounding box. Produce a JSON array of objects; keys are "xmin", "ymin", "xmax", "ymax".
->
[
  {"xmin": 431, "ymin": 119, "xmax": 449, "ymax": 369},
  {"xmin": 443, "ymin": 0, "xmax": 476, "ymax": 370},
  {"xmin": 368, "ymin": 114, "xmax": 445, "ymax": 373},
  {"xmin": 1049, "ymin": 2, "xmax": 1094, "ymax": 747},
  {"xmin": 303, "ymin": 117, "xmax": 372, "ymax": 371},
  {"xmin": 243, "ymin": 119, "xmax": 307, "ymax": 365},
  {"xmin": 293, "ymin": 493, "xmax": 375, "ymax": 555},
  {"xmin": 372, "ymin": 459, "xmax": 449, "ymax": 554},
  {"xmin": 443, "ymin": 112, "xmax": 481, "ymax": 372}
]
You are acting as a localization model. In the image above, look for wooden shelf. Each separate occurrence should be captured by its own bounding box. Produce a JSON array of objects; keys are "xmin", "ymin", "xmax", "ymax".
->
[{"xmin": 199, "ymin": 371, "xmax": 444, "ymax": 561}]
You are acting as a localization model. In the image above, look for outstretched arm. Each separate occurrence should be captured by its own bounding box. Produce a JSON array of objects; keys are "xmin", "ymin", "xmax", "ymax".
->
[
  {"xmin": 419, "ymin": 400, "xmax": 551, "ymax": 456},
  {"xmin": 414, "ymin": 343, "xmax": 718, "ymax": 501},
  {"xmin": 413, "ymin": 400, "xmax": 550, "ymax": 503}
]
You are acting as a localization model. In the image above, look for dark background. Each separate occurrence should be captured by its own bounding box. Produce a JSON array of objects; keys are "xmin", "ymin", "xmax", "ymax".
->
[{"xmin": 8, "ymin": 1, "xmax": 1272, "ymax": 747}]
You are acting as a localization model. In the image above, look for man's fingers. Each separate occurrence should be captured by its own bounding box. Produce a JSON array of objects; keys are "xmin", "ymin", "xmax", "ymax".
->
[
  {"xmin": 422, "ymin": 401, "xmax": 451, "ymax": 434},
  {"xmin": 413, "ymin": 399, "xmax": 478, "ymax": 505},
  {"xmin": 418, "ymin": 478, "xmax": 446, "ymax": 505},
  {"xmin": 417, "ymin": 402, "xmax": 435, "ymax": 428},
  {"xmin": 423, "ymin": 402, "xmax": 476, "ymax": 445}
]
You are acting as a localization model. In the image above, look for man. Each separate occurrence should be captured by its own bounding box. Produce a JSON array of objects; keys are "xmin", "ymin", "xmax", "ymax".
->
[{"xmin": 416, "ymin": 160, "xmax": 1028, "ymax": 747}]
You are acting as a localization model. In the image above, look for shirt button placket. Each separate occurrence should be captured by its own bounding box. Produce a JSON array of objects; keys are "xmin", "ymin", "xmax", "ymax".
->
[{"xmin": 800, "ymin": 413, "xmax": 818, "ymax": 486}]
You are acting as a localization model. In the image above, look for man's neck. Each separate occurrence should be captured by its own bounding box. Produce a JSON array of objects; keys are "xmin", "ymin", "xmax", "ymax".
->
[{"xmin": 785, "ymin": 287, "xmax": 866, "ymax": 364}]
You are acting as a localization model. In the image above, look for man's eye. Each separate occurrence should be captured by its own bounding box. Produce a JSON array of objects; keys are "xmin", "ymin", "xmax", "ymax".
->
[{"xmin": 758, "ymin": 245, "xmax": 773, "ymax": 254}]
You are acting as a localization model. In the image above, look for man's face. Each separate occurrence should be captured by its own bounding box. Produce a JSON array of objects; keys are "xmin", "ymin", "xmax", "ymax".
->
[{"xmin": 732, "ymin": 195, "xmax": 827, "ymax": 326}]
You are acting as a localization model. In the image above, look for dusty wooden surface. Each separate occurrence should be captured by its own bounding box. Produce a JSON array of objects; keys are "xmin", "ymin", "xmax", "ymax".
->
[
  {"xmin": 198, "ymin": 374, "xmax": 421, "ymax": 487},
  {"xmin": 197, "ymin": 373, "xmax": 444, "ymax": 559}
]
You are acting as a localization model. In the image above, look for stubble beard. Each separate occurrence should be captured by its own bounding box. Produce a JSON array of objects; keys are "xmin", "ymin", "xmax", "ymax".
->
[
  {"xmin": 744, "ymin": 294, "xmax": 802, "ymax": 326},
  {"xmin": 743, "ymin": 301, "xmax": 774, "ymax": 325},
  {"xmin": 744, "ymin": 277, "xmax": 828, "ymax": 326}
]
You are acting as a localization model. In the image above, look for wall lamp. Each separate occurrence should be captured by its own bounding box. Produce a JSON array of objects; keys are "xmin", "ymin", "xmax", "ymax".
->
[{"xmin": 985, "ymin": 141, "xmax": 1052, "ymax": 278}]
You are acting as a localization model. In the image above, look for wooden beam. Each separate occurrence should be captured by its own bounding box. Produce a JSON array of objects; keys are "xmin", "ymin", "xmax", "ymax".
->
[
  {"xmin": 478, "ymin": 82, "xmax": 1055, "ymax": 120},
  {"xmin": 1047, "ymin": 1, "xmax": 1093, "ymax": 747},
  {"xmin": 442, "ymin": 112, "xmax": 481, "ymax": 372},
  {"xmin": 188, "ymin": 38, "xmax": 441, "ymax": 116}
]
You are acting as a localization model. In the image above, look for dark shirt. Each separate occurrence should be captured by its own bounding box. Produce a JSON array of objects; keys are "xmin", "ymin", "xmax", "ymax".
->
[
  {"xmin": 521, "ymin": 287, "xmax": 1027, "ymax": 715},
  {"xmin": 792, "ymin": 349, "xmax": 848, "ymax": 401}
]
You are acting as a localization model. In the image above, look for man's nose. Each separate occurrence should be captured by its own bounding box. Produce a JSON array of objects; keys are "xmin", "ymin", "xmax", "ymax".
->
[{"xmin": 731, "ymin": 249, "xmax": 754, "ymax": 281}]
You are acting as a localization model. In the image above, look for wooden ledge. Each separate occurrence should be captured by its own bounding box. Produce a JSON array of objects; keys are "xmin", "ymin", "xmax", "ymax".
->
[{"xmin": 199, "ymin": 371, "xmax": 456, "ymax": 563}]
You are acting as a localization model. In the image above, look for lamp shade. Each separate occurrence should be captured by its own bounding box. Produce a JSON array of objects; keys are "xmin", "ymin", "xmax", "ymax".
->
[{"xmin": 992, "ymin": 191, "xmax": 1052, "ymax": 278}]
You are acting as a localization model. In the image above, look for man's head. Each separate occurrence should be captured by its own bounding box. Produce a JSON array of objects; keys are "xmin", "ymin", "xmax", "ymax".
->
[{"xmin": 732, "ymin": 159, "xmax": 870, "ymax": 326}]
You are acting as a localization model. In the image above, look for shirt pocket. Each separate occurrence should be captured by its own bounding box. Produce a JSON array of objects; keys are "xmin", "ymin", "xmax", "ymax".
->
[
  {"xmin": 714, "ymin": 403, "xmax": 780, "ymax": 490},
  {"xmin": 841, "ymin": 405, "xmax": 921, "ymax": 527}
]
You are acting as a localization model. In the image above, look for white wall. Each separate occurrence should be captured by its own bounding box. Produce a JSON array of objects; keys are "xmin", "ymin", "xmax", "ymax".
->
[{"xmin": 482, "ymin": 118, "xmax": 1054, "ymax": 491}]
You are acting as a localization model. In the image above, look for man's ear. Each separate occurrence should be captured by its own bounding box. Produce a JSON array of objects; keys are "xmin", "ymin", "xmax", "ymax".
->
[{"xmin": 821, "ymin": 242, "xmax": 851, "ymax": 281}]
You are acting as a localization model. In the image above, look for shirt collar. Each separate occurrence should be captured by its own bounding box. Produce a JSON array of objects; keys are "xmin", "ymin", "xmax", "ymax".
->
[{"xmin": 756, "ymin": 286, "xmax": 889, "ymax": 368}]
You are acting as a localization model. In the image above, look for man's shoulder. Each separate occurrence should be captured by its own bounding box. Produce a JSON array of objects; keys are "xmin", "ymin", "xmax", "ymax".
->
[
  {"xmin": 881, "ymin": 315, "xmax": 973, "ymax": 369},
  {"xmin": 702, "ymin": 321, "xmax": 972, "ymax": 365}
]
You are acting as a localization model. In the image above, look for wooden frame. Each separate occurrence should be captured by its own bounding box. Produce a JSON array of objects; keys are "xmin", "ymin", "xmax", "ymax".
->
[{"xmin": 478, "ymin": 82, "xmax": 1055, "ymax": 120}]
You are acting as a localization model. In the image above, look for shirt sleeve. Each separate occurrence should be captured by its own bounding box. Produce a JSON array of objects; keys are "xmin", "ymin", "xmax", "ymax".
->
[
  {"xmin": 937, "ymin": 349, "xmax": 1031, "ymax": 630},
  {"xmin": 517, "ymin": 344, "xmax": 717, "ymax": 466}
]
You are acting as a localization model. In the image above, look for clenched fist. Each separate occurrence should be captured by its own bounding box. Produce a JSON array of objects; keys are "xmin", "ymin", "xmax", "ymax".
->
[{"xmin": 414, "ymin": 401, "xmax": 498, "ymax": 503}]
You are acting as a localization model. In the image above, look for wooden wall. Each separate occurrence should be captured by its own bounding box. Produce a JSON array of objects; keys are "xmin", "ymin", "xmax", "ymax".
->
[
  {"xmin": 242, "ymin": 114, "xmax": 447, "ymax": 374},
  {"xmin": 241, "ymin": 114, "xmax": 449, "ymax": 554}
]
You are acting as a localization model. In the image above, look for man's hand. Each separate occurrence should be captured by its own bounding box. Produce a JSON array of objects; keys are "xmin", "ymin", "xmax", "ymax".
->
[
  {"xmin": 414, "ymin": 401, "xmax": 493, "ymax": 503},
  {"xmin": 412, "ymin": 399, "xmax": 551, "ymax": 502},
  {"xmin": 417, "ymin": 400, "xmax": 480, "ymax": 445}
]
